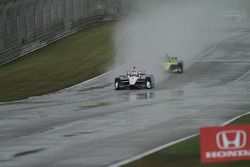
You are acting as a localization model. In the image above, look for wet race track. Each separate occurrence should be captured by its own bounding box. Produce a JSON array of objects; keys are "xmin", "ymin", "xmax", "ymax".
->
[{"xmin": 0, "ymin": 32, "xmax": 250, "ymax": 167}]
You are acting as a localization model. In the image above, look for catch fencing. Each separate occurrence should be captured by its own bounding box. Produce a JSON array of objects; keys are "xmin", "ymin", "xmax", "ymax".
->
[{"xmin": 0, "ymin": 0, "xmax": 132, "ymax": 65}]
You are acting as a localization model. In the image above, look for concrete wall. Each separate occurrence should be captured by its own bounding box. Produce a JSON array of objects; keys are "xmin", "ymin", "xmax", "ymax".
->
[{"xmin": 0, "ymin": 0, "xmax": 132, "ymax": 65}]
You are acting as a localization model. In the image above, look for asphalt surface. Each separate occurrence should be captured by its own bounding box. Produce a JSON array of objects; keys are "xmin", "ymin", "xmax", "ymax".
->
[{"xmin": 0, "ymin": 31, "xmax": 250, "ymax": 167}]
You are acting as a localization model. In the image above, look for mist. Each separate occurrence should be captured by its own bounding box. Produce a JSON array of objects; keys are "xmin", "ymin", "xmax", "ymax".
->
[{"xmin": 113, "ymin": 0, "xmax": 249, "ymax": 82}]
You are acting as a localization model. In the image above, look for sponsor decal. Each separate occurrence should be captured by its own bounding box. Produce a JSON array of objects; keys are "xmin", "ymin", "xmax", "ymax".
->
[{"xmin": 200, "ymin": 125, "xmax": 250, "ymax": 163}]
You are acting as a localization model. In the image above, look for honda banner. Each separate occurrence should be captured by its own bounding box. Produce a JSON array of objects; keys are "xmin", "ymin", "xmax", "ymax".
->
[{"xmin": 200, "ymin": 124, "xmax": 250, "ymax": 163}]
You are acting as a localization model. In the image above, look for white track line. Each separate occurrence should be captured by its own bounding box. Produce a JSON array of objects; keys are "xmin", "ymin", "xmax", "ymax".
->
[
  {"xmin": 109, "ymin": 134, "xmax": 198, "ymax": 167},
  {"xmin": 109, "ymin": 112, "xmax": 250, "ymax": 167},
  {"xmin": 59, "ymin": 71, "xmax": 111, "ymax": 91},
  {"xmin": 195, "ymin": 59, "xmax": 250, "ymax": 63},
  {"xmin": 221, "ymin": 112, "xmax": 250, "ymax": 126},
  {"xmin": 235, "ymin": 71, "xmax": 250, "ymax": 82},
  {"xmin": 0, "ymin": 71, "xmax": 111, "ymax": 105}
]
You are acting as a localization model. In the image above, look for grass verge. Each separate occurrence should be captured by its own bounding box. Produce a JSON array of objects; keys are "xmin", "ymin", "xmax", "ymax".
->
[
  {"xmin": 0, "ymin": 0, "xmax": 10, "ymax": 4},
  {"xmin": 123, "ymin": 114, "xmax": 250, "ymax": 167},
  {"xmin": 0, "ymin": 23, "xmax": 115, "ymax": 102}
]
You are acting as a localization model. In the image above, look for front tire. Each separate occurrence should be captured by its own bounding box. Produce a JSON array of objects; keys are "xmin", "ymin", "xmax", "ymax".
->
[{"xmin": 114, "ymin": 78, "xmax": 121, "ymax": 90}]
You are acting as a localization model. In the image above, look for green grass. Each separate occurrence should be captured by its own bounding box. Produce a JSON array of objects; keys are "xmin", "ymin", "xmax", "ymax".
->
[
  {"xmin": 0, "ymin": 23, "xmax": 115, "ymax": 102},
  {"xmin": 123, "ymin": 114, "xmax": 250, "ymax": 167},
  {"xmin": 0, "ymin": 0, "xmax": 10, "ymax": 4}
]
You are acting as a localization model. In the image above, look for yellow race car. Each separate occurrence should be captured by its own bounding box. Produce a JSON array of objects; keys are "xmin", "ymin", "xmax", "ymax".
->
[{"xmin": 163, "ymin": 56, "xmax": 183, "ymax": 73}]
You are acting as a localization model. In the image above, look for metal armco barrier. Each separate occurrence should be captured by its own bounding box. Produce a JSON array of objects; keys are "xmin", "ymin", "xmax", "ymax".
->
[{"xmin": 0, "ymin": 0, "xmax": 132, "ymax": 65}]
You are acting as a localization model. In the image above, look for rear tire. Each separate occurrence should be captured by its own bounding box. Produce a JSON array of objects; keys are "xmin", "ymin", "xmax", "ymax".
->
[
  {"xmin": 145, "ymin": 78, "xmax": 152, "ymax": 89},
  {"xmin": 178, "ymin": 63, "xmax": 183, "ymax": 73}
]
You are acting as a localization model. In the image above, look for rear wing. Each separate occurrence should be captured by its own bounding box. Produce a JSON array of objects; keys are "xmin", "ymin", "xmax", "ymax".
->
[
  {"xmin": 165, "ymin": 56, "xmax": 183, "ymax": 61},
  {"xmin": 138, "ymin": 71, "xmax": 146, "ymax": 75},
  {"xmin": 164, "ymin": 56, "xmax": 178, "ymax": 61}
]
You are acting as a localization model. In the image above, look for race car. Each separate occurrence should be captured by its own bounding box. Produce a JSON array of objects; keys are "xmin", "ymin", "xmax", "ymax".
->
[
  {"xmin": 163, "ymin": 56, "xmax": 183, "ymax": 73},
  {"xmin": 114, "ymin": 67, "xmax": 154, "ymax": 90}
]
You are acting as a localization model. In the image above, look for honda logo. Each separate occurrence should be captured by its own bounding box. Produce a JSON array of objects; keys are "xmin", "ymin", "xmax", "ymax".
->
[
  {"xmin": 216, "ymin": 130, "xmax": 247, "ymax": 150},
  {"xmin": 200, "ymin": 125, "xmax": 250, "ymax": 163}
]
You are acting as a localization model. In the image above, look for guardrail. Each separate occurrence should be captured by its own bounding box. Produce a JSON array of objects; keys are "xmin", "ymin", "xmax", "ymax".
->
[
  {"xmin": 0, "ymin": 15, "xmax": 118, "ymax": 65},
  {"xmin": 0, "ymin": 0, "xmax": 132, "ymax": 65}
]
